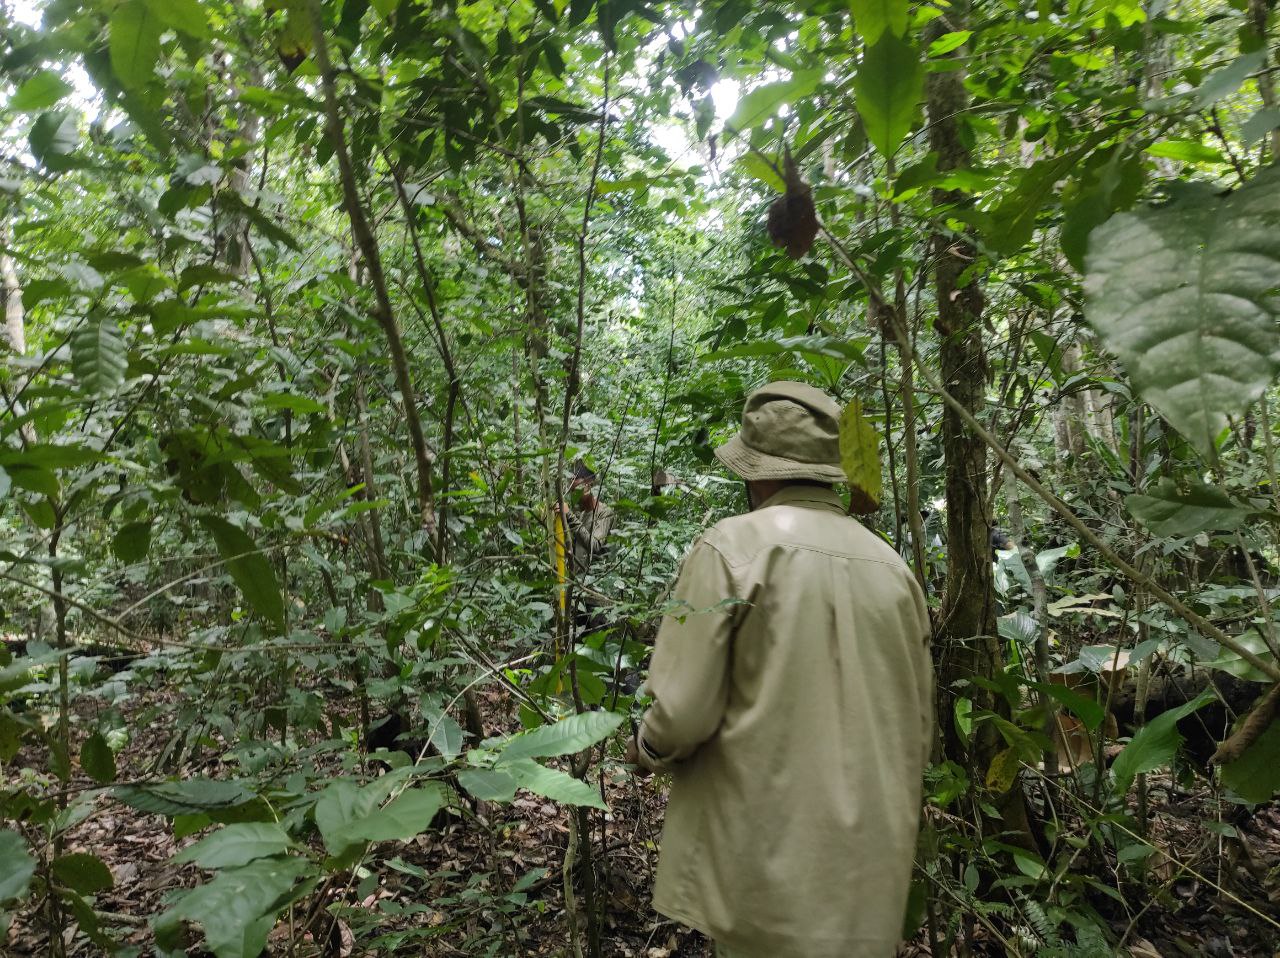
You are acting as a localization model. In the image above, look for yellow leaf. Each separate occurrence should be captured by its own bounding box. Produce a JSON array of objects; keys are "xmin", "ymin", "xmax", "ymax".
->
[
  {"xmin": 839, "ymin": 398, "xmax": 882, "ymax": 514},
  {"xmin": 985, "ymin": 746, "xmax": 1021, "ymax": 792}
]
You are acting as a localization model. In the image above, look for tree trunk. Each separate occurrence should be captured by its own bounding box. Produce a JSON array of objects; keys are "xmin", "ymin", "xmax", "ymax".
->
[{"xmin": 924, "ymin": 11, "xmax": 1000, "ymax": 763}]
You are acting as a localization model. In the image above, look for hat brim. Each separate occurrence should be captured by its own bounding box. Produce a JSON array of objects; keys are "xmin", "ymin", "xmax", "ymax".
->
[{"xmin": 713, "ymin": 433, "xmax": 847, "ymax": 483}]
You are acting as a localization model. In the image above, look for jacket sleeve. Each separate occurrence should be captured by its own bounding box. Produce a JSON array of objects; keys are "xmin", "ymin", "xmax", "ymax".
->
[
  {"xmin": 636, "ymin": 537, "xmax": 738, "ymax": 772},
  {"xmin": 910, "ymin": 580, "xmax": 936, "ymax": 768}
]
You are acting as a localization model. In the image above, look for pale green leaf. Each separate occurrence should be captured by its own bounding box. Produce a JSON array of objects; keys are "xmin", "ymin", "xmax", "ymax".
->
[
  {"xmin": 154, "ymin": 855, "xmax": 312, "ymax": 958},
  {"xmin": 344, "ymin": 785, "xmax": 446, "ymax": 843},
  {"xmin": 145, "ymin": 0, "xmax": 211, "ymax": 38},
  {"xmin": 725, "ymin": 70, "xmax": 824, "ymax": 139},
  {"xmin": 850, "ymin": 0, "xmax": 908, "ymax": 43},
  {"xmin": 853, "ymin": 31, "xmax": 924, "ymax": 158},
  {"xmin": 736, "ymin": 152, "xmax": 785, "ymax": 191},
  {"xmin": 173, "ymin": 824, "xmax": 293, "ymax": 869},
  {"xmin": 71, "ymin": 314, "xmax": 128, "ymax": 397},
  {"xmin": 113, "ymin": 778, "xmax": 256, "ymax": 816},
  {"xmin": 457, "ymin": 767, "xmax": 518, "ymax": 802},
  {"xmin": 505, "ymin": 758, "xmax": 608, "ymax": 809},
  {"xmin": 110, "ymin": 0, "xmax": 162, "ymax": 90},
  {"xmin": 499, "ymin": 710, "xmax": 624, "ymax": 762},
  {"xmin": 1145, "ymin": 139, "xmax": 1225, "ymax": 164},
  {"xmin": 11, "ymin": 71, "xmax": 73, "ymax": 112},
  {"xmin": 1084, "ymin": 167, "xmax": 1280, "ymax": 457}
]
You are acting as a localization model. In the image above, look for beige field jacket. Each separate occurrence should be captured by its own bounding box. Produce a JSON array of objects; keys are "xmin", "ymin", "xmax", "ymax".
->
[{"xmin": 637, "ymin": 485, "xmax": 934, "ymax": 958}]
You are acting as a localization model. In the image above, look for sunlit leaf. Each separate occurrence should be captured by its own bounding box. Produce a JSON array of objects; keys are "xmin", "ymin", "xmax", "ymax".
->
[{"xmin": 853, "ymin": 31, "xmax": 924, "ymax": 158}]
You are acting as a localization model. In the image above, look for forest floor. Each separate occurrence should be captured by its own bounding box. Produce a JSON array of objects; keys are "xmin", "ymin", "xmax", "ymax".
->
[{"xmin": 6, "ymin": 675, "xmax": 1280, "ymax": 957}]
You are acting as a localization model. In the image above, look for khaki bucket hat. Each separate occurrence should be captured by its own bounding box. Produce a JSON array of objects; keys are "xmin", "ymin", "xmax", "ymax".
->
[{"xmin": 714, "ymin": 380, "xmax": 847, "ymax": 483}]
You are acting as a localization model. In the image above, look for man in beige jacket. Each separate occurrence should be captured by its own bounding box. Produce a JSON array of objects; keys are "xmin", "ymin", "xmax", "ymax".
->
[{"xmin": 627, "ymin": 381, "xmax": 934, "ymax": 958}]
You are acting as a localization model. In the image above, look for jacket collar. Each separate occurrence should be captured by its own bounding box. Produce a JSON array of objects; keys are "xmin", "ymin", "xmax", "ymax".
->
[{"xmin": 757, "ymin": 484, "xmax": 846, "ymax": 515}]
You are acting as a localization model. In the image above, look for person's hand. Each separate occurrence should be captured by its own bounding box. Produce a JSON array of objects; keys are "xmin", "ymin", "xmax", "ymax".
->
[{"xmin": 624, "ymin": 734, "xmax": 652, "ymax": 777}]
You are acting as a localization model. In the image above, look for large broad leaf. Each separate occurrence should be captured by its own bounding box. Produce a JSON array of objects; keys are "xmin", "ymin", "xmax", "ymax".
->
[
  {"xmin": 110, "ymin": 0, "xmax": 162, "ymax": 90},
  {"xmin": 80, "ymin": 732, "xmax": 117, "ymax": 784},
  {"xmin": 504, "ymin": 758, "xmax": 608, "ymax": 809},
  {"xmin": 850, "ymin": 0, "xmax": 908, "ymax": 43},
  {"xmin": 1125, "ymin": 479, "xmax": 1255, "ymax": 537},
  {"xmin": 198, "ymin": 516, "xmax": 285, "ymax": 633},
  {"xmin": 724, "ymin": 70, "xmax": 823, "ymax": 139},
  {"xmin": 144, "ymin": 0, "xmax": 211, "ymax": 39},
  {"xmin": 1112, "ymin": 691, "xmax": 1214, "ymax": 792},
  {"xmin": 457, "ymin": 767, "xmax": 519, "ymax": 802},
  {"xmin": 839, "ymin": 397, "xmax": 882, "ymax": 514},
  {"xmin": 343, "ymin": 785, "xmax": 446, "ymax": 843},
  {"xmin": 853, "ymin": 30, "xmax": 924, "ymax": 158},
  {"xmin": 173, "ymin": 824, "xmax": 293, "ymax": 869},
  {"xmin": 0, "ymin": 829, "xmax": 36, "ymax": 901},
  {"xmin": 1084, "ymin": 167, "xmax": 1280, "ymax": 458},
  {"xmin": 1220, "ymin": 718, "xmax": 1280, "ymax": 803},
  {"xmin": 11, "ymin": 71, "xmax": 73, "ymax": 111},
  {"xmin": 114, "ymin": 778, "xmax": 257, "ymax": 816},
  {"xmin": 71, "ymin": 314, "xmax": 128, "ymax": 397},
  {"xmin": 112, "ymin": 520, "xmax": 153, "ymax": 563},
  {"xmin": 153, "ymin": 855, "xmax": 313, "ymax": 958},
  {"xmin": 51, "ymin": 853, "xmax": 114, "ymax": 894},
  {"xmin": 499, "ymin": 710, "xmax": 624, "ymax": 762}
]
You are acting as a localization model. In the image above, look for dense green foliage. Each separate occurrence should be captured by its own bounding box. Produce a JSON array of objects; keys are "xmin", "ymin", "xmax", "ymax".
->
[{"xmin": 1, "ymin": 0, "xmax": 1279, "ymax": 953}]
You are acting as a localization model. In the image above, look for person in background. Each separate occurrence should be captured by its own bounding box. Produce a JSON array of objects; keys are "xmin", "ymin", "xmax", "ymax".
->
[
  {"xmin": 626, "ymin": 380, "xmax": 935, "ymax": 958},
  {"xmin": 563, "ymin": 459, "xmax": 614, "ymax": 580}
]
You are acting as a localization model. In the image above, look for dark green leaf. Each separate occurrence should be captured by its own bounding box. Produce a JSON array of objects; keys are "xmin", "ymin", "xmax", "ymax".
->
[
  {"xmin": 112, "ymin": 520, "xmax": 152, "ymax": 563},
  {"xmin": 173, "ymin": 823, "xmax": 293, "ymax": 868},
  {"xmin": 80, "ymin": 732, "xmax": 117, "ymax": 784},
  {"xmin": 71, "ymin": 314, "xmax": 128, "ymax": 397},
  {"xmin": 1112, "ymin": 691, "xmax": 1214, "ymax": 792},
  {"xmin": 52, "ymin": 853, "xmax": 114, "ymax": 894},
  {"xmin": 500, "ymin": 710, "xmax": 624, "ymax": 761},
  {"xmin": 0, "ymin": 830, "xmax": 36, "ymax": 901},
  {"xmin": 1220, "ymin": 718, "xmax": 1280, "ymax": 803},
  {"xmin": 198, "ymin": 516, "xmax": 285, "ymax": 632}
]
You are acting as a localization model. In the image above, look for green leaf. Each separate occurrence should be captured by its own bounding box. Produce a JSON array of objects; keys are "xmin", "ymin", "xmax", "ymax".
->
[
  {"xmin": 174, "ymin": 823, "xmax": 292, "ymax": 868},
  {"xmin": 850, "ymin": 0, "xmax": 908, "ymax": 44},
  {"xmin": 1039, "ymin": 683, "xmax": 1105, "ymax": 732},
  {"xmin": 369, "ymin": 0, "xmax": 400, "ymax": 16},
  {"xmin": 1145, "ymin": 139, "xmax": 1225, "ymax": 164},
  {"xmin": 71, "ymin": 314, "xmax": 128, "ymax": 397},
  {"xmin": 457, "ymin": 767, "xmax": 519, "ymax": 802},
  {"xmin": 1084, "ymin": 167, "xmax": 1280, "ymax": 457},
  {"xmin": 1125, "ymin": 480, "xmax": 1255, "ymax": 537},
  {"xmin": 504, "ymin": 758, "xmax": 608, "ymax": 809},
  {"xmin": 853, "ymin": 31, "xmax": 924, "ymax": 158},
  {"xmin": 0, "ymin": 466, "xmax": 9, "ymax": 500},
  {"xmin": 29, "ymin": 111, "xmax": 78, "ymax": 169},
  {"xmin": 1220, "ymin": 718, "xmax": 1280, "ymax": 803},
  {"xmin": 838, "ymin": 397, "xmax": 882, "ymax": 511},
  {"xmin": 928, "ymin": 30, "xmax": 972, "ymax": 56},
  {"xmin": 724, "ymin": 70, "xmax": 824, "ymax": 139},
  {"xmin": 154, "ymin": 855, "xmax": 312, "ymax": 958},
  {"xmin": 198, "ymin": 516, "xmax": 285, "ymax": 633},
  {"xmin": 114, "ymin": 779, "xmax": 257, "ymax": 816},
  {"xmin": 499, "ymin": 710, "xmax": 624, "ymax": 762},
  {"xmin": 313, "ymin": 776, "xmax": 399, "ymax": 856},
  {"xmin": 146, "ymin": 0, "xmax": 212, "ymax": 38},
  {"xmin": 736, "ymin": 152, "xmax": 785, "ymax": 192},
  {"xmin": 110, "ymin": 0, "xmax": 162, "ymax": 90},
  {"xmin": 1112, "ymin": 691, "xmax": 1214, "ymax": 792},
  {"xmin": 0, "ymin": 830, "xmax": 36, "ymax": 901},
  {"xmin": 80, "ymin": 732, "xmax": 117, "ymax": 784},
  {"xmin": 1203, "ymin": 629, "xmax": 1277, "ymax": 682},
  {"xmin": 985, "ymin": 746, "xmax": 1021, "ymax": 792},
  {"xmin": 343, "ymin": 785, "xmax": 446, "ymax": 843},
  {"xmin": 52, "ymin": 853, "xmax": 114, "ymax": 894},
  {"xmin": 11, "ymin": 71, "xmax": 73, "ymax": 111},
  {"xmin": 112, "ymin": 520, "xmax": 152, "ymax": 563}
]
